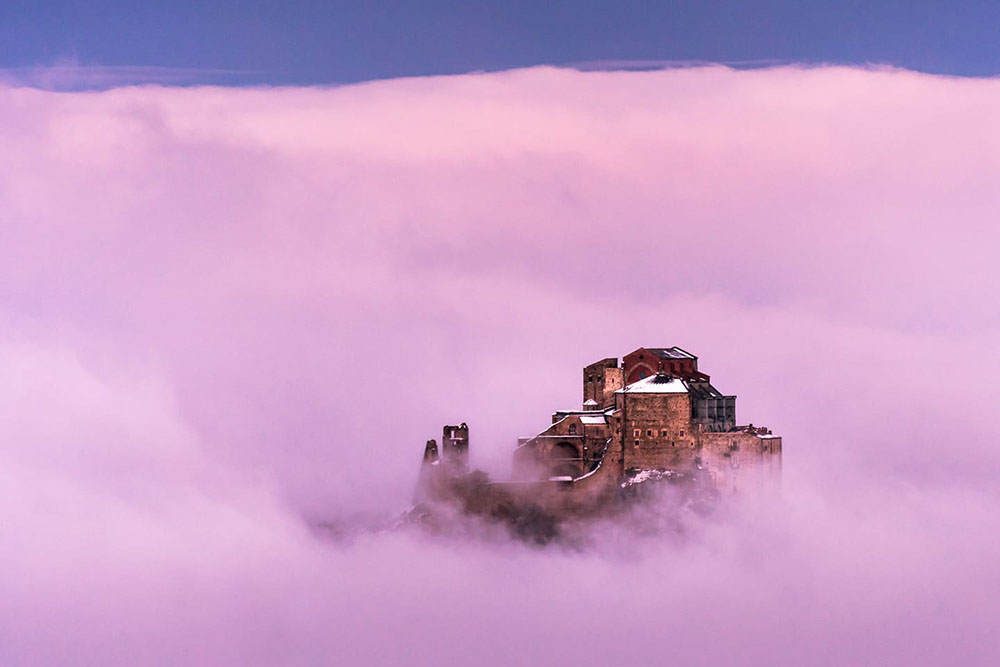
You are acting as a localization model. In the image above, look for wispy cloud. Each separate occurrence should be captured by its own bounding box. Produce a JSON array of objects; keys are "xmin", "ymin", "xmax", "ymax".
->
[
  {"xmin": 0, "ymin": 58, "xmax": 259, "ymax": 90},
  {"xmin": 567, "ymin": 57, "xmax": 794, "ymax": 71}
]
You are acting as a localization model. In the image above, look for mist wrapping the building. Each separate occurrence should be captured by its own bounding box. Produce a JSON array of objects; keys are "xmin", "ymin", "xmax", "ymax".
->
[{"xmin": 1, "ymin": 8, "xmax": 999, "ymax": 662}]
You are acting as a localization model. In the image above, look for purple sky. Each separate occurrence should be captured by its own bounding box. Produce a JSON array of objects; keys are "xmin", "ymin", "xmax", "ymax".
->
[
  {"xmin": 2, "ymin": 65, "xmax": 999, "ymax": 665},
  {"xmin": 4, "ymin": 1, "xmax": 1000, "ymax": 85}
]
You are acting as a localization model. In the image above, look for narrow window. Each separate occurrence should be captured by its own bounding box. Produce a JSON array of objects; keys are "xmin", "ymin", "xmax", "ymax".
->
[
  {"xmin": 569, "ymin": 423, "xmax": 577, "ymax": 435},
  {"xmin": 633, "ymin": 440, "xmax": 640, "ymax": 449},
  {"xmin": 679, "ymin": 430, "xmax": 684, "ymax": 437},
  {"xmin": 646, "ymin": 429, "xmax": 653, "ymax": 437},
  {"xmin": 633, "ymin": 429, "xmax": 641, "ymax": 438}
]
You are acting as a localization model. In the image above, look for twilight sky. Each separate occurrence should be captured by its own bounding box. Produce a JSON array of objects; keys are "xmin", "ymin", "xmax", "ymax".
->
[
  {"xmin": 2, "ymin": 4, "xmax": 1000, "ymax": 666},
  {"xmin": 3, "ymin": 0, "xmax": 1000, "ymax": 87}
]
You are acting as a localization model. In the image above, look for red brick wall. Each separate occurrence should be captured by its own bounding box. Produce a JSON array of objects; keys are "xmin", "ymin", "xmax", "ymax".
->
[{"xmin": 623, "ymin": 348, "xmax": 698, "ymax": 384}]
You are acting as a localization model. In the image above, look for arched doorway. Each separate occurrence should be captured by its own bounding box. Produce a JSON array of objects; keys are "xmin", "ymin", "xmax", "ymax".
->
[{"xmin": 548, "ymin": 441, "xmax": 582, "ymax": 479}]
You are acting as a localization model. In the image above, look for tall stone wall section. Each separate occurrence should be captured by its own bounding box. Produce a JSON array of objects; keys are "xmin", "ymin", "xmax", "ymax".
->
[
  {"xmin": 698, "ymin": 432, "xmax": 782, "ymax": 494},
  {"xmin": 617, "ymin": 393, "xmax": 697, "ymax": 471},
  {"xmin": 583, "ymin": 359, "xmax": 622, "ymax": 409}
]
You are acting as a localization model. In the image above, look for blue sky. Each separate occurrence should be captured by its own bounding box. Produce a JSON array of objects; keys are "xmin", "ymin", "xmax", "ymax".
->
[{"xmin": 2, "ymin": 1, "xmax": 999, "ymax": 86}]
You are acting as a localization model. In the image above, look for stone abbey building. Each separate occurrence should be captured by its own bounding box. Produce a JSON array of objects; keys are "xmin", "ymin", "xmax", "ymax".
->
[{"xmin": 417, "ymin": 347, "xmax": 782, "ymax": 514}]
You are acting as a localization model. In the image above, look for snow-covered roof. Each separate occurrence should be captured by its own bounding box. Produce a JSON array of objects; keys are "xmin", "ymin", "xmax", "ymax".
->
[
  {"xmin": 579, "ymin": 415, "xmax": 607, "ymax": 425},
  {"xmin": 647, "ymin": 346, "xmax": 696, "ymax": 360},
  {"xmin": 583, "ymin": 399, "xmax": 598, "ymax": 406},
  {"xmin": 615, "ymin": 374, "xmax": 688, "ymax": 394}
]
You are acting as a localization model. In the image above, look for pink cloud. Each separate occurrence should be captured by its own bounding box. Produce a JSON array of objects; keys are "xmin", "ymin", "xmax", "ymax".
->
[{"xmin": 0, "ymin": 65, "xmax": 997, "ymax": 665}]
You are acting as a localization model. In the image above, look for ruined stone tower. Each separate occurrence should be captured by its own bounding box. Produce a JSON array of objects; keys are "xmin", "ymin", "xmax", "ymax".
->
[{"xmin": 441, "ymin": 423, "xmax": 469, "ymax": 471}]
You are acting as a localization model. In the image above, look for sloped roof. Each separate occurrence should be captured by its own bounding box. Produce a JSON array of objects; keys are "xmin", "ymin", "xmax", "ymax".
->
[
  {"xmin": 615, "ymin": 373, "xmax": 688, "ymax": 394},
  {"xmin": 686, "ymin": 381, "xmax": 728, "ymax": 400},
  {"xmin": 579, "ymin": 415, "xmax": 608, "ymax": 425},
  {"xmin": 646, "ymin": 346, "xmax": 696, "ymax": 360}
]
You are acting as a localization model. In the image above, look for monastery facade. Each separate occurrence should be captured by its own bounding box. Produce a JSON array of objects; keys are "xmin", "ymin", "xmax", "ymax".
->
[{"xmin": 418, "ymin": 347, "xmax": 782, "ymax": 514}]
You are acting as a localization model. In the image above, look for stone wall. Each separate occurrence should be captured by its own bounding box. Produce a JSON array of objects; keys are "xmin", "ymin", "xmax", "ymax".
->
[
  {"xmin": 583, "ymin": 358, "xmax": 620, "ymax": 409},
  {"xmin": 513, "ymin": 414, "xmax": 612, "ymax": 480},
  {"xmin": 699, "ymin": 431, "xmax": 782, "ymax": 494},
  {"xmin": 616, "ymin": 393, "xmax": 698, "ymax": 471},
  {"xmin": 442, "ymin": 423, "xmax": 469, "ymax": 471},
  {"xmin": 601, "ymin": 367, "xmax": 623, "ymax": 407}
]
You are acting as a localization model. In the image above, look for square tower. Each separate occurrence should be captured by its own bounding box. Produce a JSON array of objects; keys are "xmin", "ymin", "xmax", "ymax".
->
[{"xmin": 583, "ymin": 358, "xmax": 623, "ymax": 410}]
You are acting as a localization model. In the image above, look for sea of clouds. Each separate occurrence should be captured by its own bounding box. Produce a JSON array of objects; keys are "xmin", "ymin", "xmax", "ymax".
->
[{"xmin": 1, "ymin": 65, "xmax": 998, "ymax": 665}]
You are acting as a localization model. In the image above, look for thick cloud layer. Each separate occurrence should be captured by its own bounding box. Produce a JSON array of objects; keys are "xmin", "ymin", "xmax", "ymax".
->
[{"xmin": 1, "ymin": 66, "xmax": 998, "ymax": 665}]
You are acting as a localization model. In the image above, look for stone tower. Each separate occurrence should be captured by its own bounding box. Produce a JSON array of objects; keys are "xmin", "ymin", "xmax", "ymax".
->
[{"xmin": 441, "ymin": 423, "xmax": 469, "ymax": 471}]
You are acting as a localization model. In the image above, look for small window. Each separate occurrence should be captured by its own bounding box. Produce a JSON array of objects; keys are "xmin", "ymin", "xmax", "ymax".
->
[
  {"xmin": 646, "ymin": 429, "xmax": 653, "ymax": 437},
  {"xmin": 569, "ymin": 424, "xmax": 577, "ymax": 435},
  {"xmin": 679, "ymin": 430, "xmax": 684, "ymax": 437},
  {"xmin": 633, "ymin": 429, "xmax": 641, "ymax": 438},
  {"xmin": 633, "ymin": 440, "xmax": 640, "ymax": 449},
  {"xmin": 660, "ymin": 429, "xmax": 668, "ymax": 437},
  {"xmin": 671, "ymin": 441, "xmax": 675, "ymax": 447}
]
